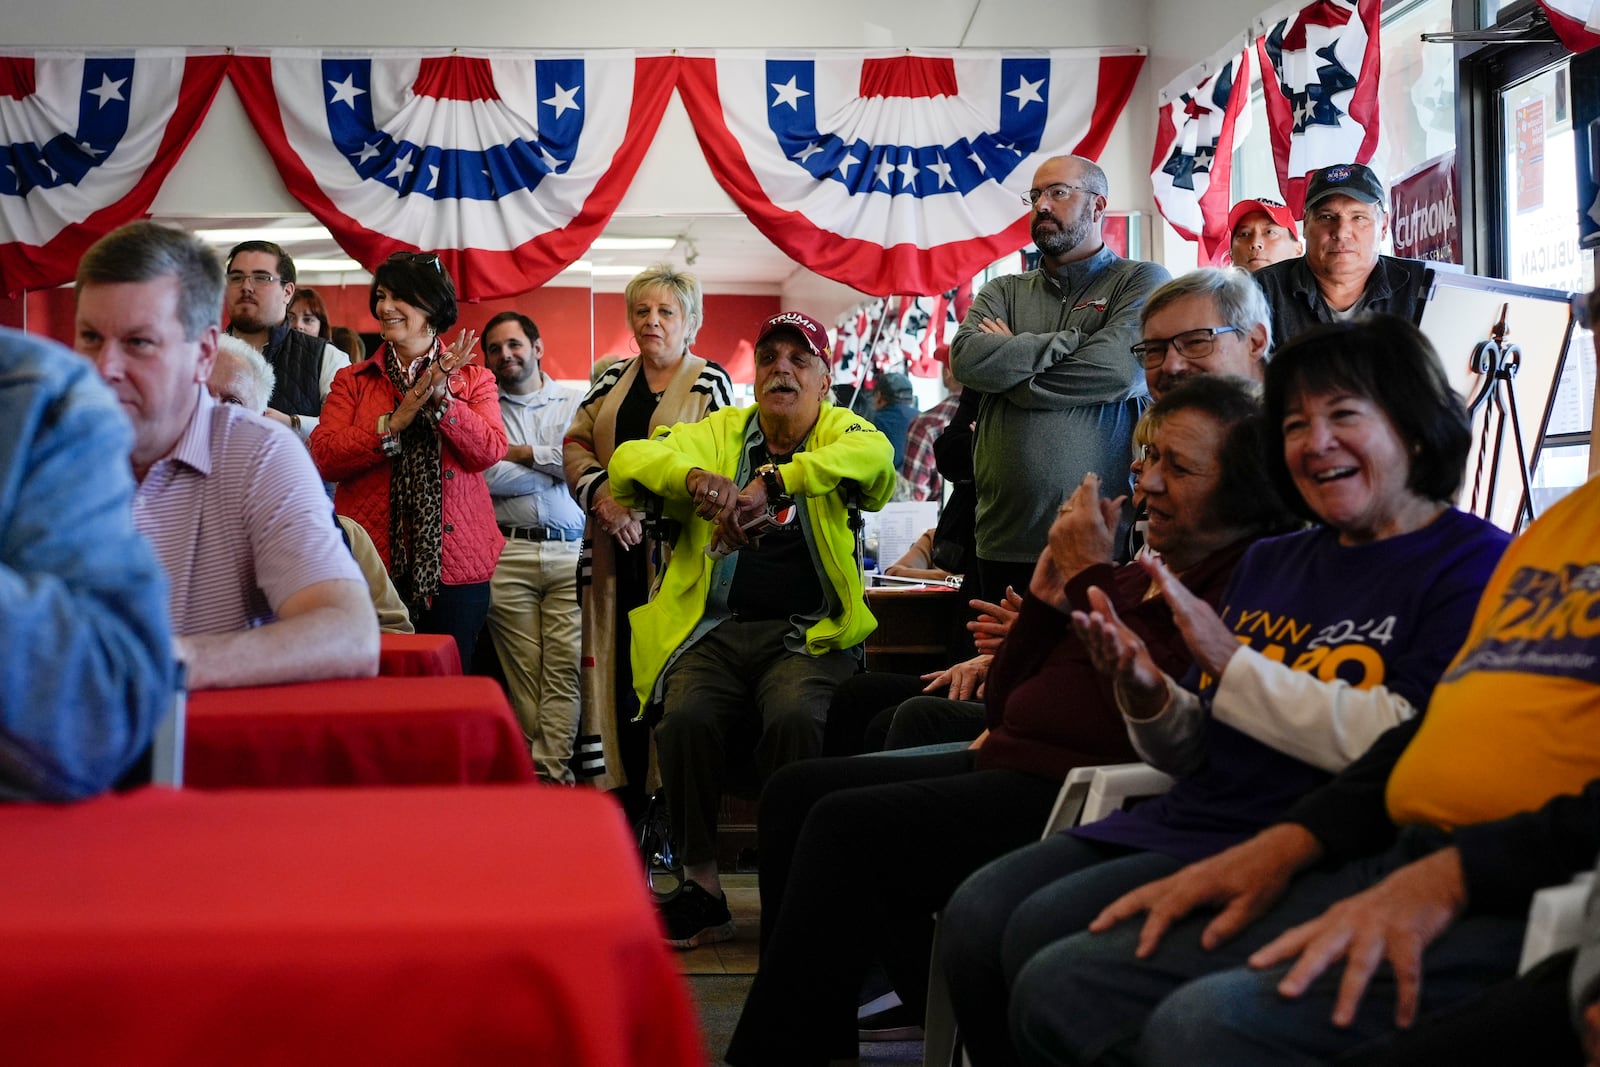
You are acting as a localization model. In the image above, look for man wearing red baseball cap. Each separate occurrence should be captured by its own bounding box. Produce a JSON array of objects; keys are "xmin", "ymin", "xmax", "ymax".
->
[
  {"xmin": 1252, "ymin": 163, "xmax": 1430, "ymax": 348},
  {"xmin": 609, "ymin": 310, "xmax": 896, "ymax": 949},
  {"xmin": 1226, "ymin": 197, "xmax": 1302, "ymax": 273}
]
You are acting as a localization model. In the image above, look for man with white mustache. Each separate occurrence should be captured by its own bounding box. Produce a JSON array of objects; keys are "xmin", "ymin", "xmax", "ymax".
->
[
  {"xmin": 1252, "ymin": 163, "xmax": 1429, "ymax": 349},
  {"xmin": 608, "ymin": 311, "xmax": 896, "ymax": 950},
  {"xmin": 951, "ymin": 154, "xmax": 1170, "ymax": 604}
]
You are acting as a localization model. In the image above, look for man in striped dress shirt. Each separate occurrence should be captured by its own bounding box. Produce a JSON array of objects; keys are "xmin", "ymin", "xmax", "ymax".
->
[{"xmin": 74, "ymin": 221, "xmax": 378, "ymax": 690}]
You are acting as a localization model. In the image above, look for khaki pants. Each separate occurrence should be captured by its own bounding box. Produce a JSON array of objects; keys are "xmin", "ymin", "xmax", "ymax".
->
[{"xmin": 487, "ymin": 538, "xmax": 582, "ymax": 783}]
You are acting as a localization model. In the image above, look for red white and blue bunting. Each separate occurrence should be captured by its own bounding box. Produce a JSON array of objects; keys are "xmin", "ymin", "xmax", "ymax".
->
[
  {"xmin": 1538, "ymin": 0, "xmax": 1600, "ymax": 54},
  {"xmin": 1256, "ymin": 0, "xmax": 1382, "ymax": 216},
  {"xmin": 227, "ymin": 50, "xmax": 677, "ymax": 301},
  {"xmin": 677, "ymin": 49, "xmax": 1144, "ymax": 297},
  {"xmin": 0, "ymin": 50, "xmax": 227, "ymax": 298},
  {"xmin": 1151, "ymin": 42, "xmax": 1253, "ymax": 266}
]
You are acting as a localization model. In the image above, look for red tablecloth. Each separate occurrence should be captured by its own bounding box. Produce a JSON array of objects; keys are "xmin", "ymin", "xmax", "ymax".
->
[
  {"xmin": 0, "ymin": 786, "xmax": 704, "ymax": 1066},
  {"xmin": 378, "ymin": 632, "xmax": 463, "ymax": 676},
  {"xmin": 186, "ymin": 676, "xmax": 534, "ymax": 787}
]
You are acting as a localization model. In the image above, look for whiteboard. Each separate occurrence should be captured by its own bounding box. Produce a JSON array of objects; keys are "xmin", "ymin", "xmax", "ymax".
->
[{"xmin": 1413, "ymin": 269, "xmax": 1577, "ymax": 533}]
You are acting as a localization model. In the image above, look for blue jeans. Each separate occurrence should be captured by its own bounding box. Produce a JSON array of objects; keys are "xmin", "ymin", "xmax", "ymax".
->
[
  {"xmin": 938, "ymin": 831, "xmax": 1183, "ymax": 1066},
  {"xmin": 1008, "ymin": 833, "xmax": 1526, "ymax": 1067}
]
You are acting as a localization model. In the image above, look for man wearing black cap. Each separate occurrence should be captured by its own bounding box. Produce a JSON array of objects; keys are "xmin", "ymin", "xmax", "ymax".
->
[
  {"xmin": 609, "ymin": 311, "xmax": 896, "ymax": 949},
  {"xmin": 1253, "ymin": 163, "xmax": 1429, "ymax": 348}
]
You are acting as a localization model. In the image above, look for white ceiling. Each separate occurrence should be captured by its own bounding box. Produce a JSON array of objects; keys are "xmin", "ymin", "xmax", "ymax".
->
[{"xmin": 155, "ymin": 211, "xmax": 802, "ymax": 294}]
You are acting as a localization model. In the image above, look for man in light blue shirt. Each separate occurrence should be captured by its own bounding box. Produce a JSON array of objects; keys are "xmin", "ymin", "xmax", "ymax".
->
[
  {"xmin": 481, "ymin": 312, "xmax": 587, "ymax": 783},
  {"xmin": 0, "ymin": 327, "xmax": 174, "ymax": 801}
]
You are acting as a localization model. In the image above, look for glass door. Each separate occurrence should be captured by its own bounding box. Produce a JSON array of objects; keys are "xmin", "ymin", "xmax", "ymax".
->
[{"xmin": 1498, "ymin": 57, "xmax": 1595, "ymax": 507}]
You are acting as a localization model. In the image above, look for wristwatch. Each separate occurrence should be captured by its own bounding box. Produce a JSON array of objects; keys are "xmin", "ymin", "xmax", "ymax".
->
[{"xmin": 755, "ymin": 462, "xmax": 784, "ymax": 498}]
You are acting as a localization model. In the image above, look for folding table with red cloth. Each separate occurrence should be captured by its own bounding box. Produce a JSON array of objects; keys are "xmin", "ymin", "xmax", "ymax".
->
[
  {"xmin": 378, "ymin": 631, "xmax": 464, "ymax": 677},
  {"xmin": 0, "ymin": 786, "xmax": 703, "ymax": 1066},
  {"xmin": 185, "ymin": 675, "xmax": 534, "ymax": 787}
]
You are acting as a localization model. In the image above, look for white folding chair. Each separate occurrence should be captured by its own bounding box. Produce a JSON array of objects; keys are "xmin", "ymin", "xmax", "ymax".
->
[
  {"xmin": 1518, "ymin": 872, "xmax": 1593, "ymax": 975},
  {"xmin": 922, "ymin": 763, "xmax": 1175, "ymax": 1067}
]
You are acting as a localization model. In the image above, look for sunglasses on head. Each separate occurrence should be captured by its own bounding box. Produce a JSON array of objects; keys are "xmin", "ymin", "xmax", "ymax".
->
[{"xmin": 387, "ymin": 251, "xmax": 443, "ymax": 272}]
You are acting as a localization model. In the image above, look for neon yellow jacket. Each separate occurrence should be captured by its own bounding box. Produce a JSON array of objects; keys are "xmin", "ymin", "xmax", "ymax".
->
[{"xmin": 609, "ymin": 402, "xmax": 896, "ymax": 707}]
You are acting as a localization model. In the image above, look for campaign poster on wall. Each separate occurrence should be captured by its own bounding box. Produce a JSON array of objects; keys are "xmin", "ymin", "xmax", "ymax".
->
[{"xmin": 1389, "ymin": 152, "xmax": 1460, "ymax": 263}]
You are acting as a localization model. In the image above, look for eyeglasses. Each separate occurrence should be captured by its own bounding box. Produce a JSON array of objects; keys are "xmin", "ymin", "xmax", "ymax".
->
[
  {"xmin": 387, "ymin": 251, "xmax": 443, "ymax": 273},
  {"xmin": 225, "ymin": 271, "xmax": 282, "ymax": 288},
  {"xmin": 1131, "ymin": 326, "xmax": 1240, "ymax": 368},
  {"xmin": 1022, "ymin": 184, "xmax": 1095, "ymax": 207}
]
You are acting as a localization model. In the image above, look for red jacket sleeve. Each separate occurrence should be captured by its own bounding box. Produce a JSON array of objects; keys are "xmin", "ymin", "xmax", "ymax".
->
[
  {"xmin": 309, "ymin": 365, "xmax": 388, "ymax": 483},
  {"xmin": 436, "ymin": 366, "xmax": 507, "ymax": 474}
]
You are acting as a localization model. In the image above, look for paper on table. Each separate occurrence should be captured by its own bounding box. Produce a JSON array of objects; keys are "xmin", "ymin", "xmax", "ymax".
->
[{"xmin": 865, "ymin": 501, "xmax": 939, "ymax": 572}]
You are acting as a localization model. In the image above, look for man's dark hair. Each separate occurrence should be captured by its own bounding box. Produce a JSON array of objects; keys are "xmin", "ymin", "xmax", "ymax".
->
[
  {"xmin": 483, "ymin": 311, "xmax": 540, "ymax": 343},
  {"xmin": 225, "ymin": 240, "xmax": 297, "ymax": 286},
  {"xmin": 1145, "ymin": 374, "xmax": 1297, "ymax": 535},
  {"xmin": 1263, "ymin": 315, "xmax": 1470, "ymax": 517},
  {"xmin": 369, "ymin": 252, "xmax": 458, "ymax": 333}
]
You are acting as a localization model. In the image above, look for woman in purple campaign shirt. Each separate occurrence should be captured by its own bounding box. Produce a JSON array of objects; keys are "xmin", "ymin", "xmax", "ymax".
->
[{"xmin": 940, "ymin": 316, "xmax": 1511, "ymax": 1066}]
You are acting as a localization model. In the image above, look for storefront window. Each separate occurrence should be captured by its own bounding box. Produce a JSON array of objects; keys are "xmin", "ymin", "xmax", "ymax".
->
[{"xmin": 1500, "ymin": 59, "xmax": 1595, "ymax": 500}]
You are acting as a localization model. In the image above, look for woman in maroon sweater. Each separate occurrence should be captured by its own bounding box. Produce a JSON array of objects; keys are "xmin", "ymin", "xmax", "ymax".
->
[{"xmin": 726, "ymin": 375, "xmax": 1299, "ymax": 1067}]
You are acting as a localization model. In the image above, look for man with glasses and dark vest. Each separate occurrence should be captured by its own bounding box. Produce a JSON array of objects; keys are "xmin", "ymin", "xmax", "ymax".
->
[
  {"xmin": 224, "ymin": 240, "xmax": 350, "ymax": 442},
  {"xmin": 950, "ymin": 154, "xmax": 1169, "ymax": 604}
]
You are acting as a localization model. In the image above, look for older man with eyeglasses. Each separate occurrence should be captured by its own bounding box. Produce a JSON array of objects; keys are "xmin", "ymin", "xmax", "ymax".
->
[
  {"xmin": 950, "ymin": 154, "xmax": 1170, "ymax": 603},
  {"xmin": 1136, "ymin": 267, "xmax": 1274, "ymax": 401},
  {"xmin": 224, "ymin": 240, "xmax": 351, "ymax": 442}
]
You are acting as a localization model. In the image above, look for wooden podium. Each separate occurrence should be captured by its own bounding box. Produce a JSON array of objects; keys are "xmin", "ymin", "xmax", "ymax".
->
[{"xmin": 864, "ymin": 584, "xmax": 964, "ymax": 675}]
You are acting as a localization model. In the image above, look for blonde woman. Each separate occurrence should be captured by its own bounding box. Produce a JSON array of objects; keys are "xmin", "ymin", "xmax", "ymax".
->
[{"xmin": 564, "ymin": 265, "xmax": 733, "ymax": 811}]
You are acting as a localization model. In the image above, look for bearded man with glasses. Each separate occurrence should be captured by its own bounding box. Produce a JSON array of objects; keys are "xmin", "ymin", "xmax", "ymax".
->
[
  {"xmin": 950, "ymin": 154, "xmax": 1170, "ymax": 603},
  {"xmin": 224, "ymin": 240, "xmax": 351, "ymax": 443}
]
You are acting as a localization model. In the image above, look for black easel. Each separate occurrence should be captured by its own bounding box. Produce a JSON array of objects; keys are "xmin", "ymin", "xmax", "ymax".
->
[{"xmin": 1464, "ymin": 302, "xmax": 1539, "ymax": 530}]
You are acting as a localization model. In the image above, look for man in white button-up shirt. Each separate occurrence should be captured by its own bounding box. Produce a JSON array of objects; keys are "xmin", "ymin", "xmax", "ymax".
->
[{"xmin": 481, "ymin": 311, "xmax": 587, "ymax": 783}]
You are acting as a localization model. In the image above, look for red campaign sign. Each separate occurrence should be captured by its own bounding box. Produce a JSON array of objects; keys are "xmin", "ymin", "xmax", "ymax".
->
[
  {"xmin": 1389, "ymin": 151, "xmax": 1459, "ymax": 264},
  {"xmin": 1516, "ymin": 99, "xmax": 1546, "ymax": 214}
]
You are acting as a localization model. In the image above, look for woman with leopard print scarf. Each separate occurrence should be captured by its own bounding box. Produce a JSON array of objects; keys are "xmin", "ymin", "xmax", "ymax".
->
[{"xmin": 311, "ymin": 252, "xmax": 508, "ymax": 668}]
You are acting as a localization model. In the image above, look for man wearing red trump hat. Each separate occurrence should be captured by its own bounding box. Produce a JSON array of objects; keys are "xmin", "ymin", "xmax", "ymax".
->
[
  {"xmin": 1226, "ymin": 197, "xmax": 1302, "ymax": 273},
  {"xmin": 609, "ymin": 310, "xmax": 896, "ymax": 950}
]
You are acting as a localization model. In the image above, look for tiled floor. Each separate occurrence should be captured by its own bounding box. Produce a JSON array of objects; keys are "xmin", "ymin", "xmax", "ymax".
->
[{"xmin": 673, "ymin": 874, "xmax": 761, "ymax": 975}]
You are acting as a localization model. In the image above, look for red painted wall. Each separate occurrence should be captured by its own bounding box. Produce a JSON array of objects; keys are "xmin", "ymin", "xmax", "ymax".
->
[{"xmin": 2, "ymin": 285, "xmax": 781, "ymax": 385}]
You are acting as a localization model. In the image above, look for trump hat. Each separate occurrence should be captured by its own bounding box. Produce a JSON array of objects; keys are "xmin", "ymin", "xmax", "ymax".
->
[
  {"xmin": 756, "ymin": 311, "xmax": 831, "ymax": 362},
  {"xmin": 1226, "ymin": 197, "xmax": 1299, "ymax": 240}
]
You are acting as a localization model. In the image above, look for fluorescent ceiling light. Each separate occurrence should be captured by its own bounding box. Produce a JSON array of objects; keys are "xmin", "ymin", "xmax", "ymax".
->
[
  {"xmin": 293, "ymin": 258, "xmax": 365, "ymax": 273},
  {"xmin": 194, "ymin": 226, "xmax": 333, "ymax": 244},
  {"xmin": 590, "ymin": 265, "xmax": 648, "ymax": 277},
  {"xmin": 590, "ymin": 237, "xmax": 676, "ymax": 251}
]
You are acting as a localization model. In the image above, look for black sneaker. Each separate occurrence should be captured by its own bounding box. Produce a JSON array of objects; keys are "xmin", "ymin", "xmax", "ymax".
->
[
  {"xmin": 658, "ymin": 882, "xmax": 736, "ymax": 949},
  {"xmin": 857, "ymin": 1003, "xmax": 924, "ymax": 1042}
]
